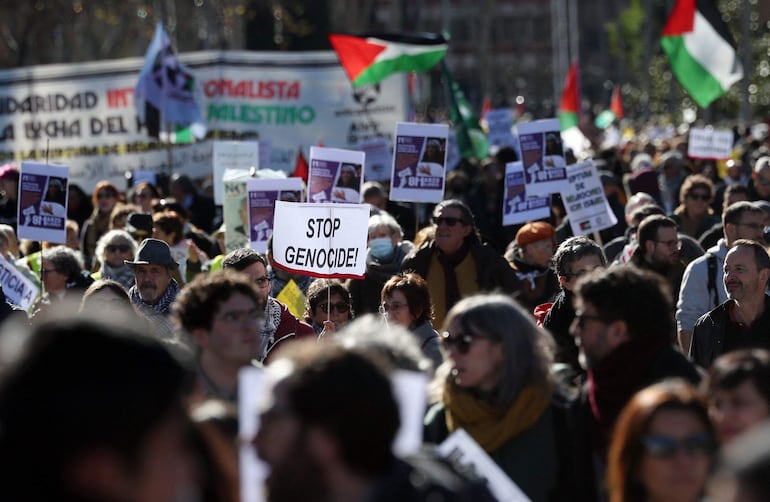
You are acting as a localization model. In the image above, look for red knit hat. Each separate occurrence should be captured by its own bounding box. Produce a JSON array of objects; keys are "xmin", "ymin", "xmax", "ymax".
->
[{"xmin": 515, "ymin": 221, "xmax": 555, "ymax": 247}]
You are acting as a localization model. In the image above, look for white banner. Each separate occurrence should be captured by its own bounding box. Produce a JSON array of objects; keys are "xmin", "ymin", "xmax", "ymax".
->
[
  {"xmin": 562, "ymin": 160, "xmax": 617, "ymax": 236},
  {"xmin": 246, "ymin": 177, "xmax": 304, "ymax": 253},
  {"xmin": 502, "ymin": 161, "xmax": 551, "ymax": 226},
  {"xmin": 272, "ymin": 201, "xmax": 369, "ymax": 279},
  {"xmin": 518, "ymin": 118, "xmax": 569, "ymax": 197},
  {"xmin": 308, "ymin": 146, "xmax": 364, "ymax": 204},
  {"xmin": 0, "ymin": 51, "xmax": 407, "ymax": 192},
  {"xmin": 485, "ymin": 108, "xmax": 517, "ymax": 151},
  {"xmin": 213, "ymin": 141, "xmax": 260, "ymax": 204},
  {"xmin": 17, "ymin": 162, "xmax": 69, "ymax": 243},
  {"xmin": 688, "ymin": 127, "xmax": 733, "ymax": 160},
  {"xmin": 358, "ymin": 137, "xmax": 392, "ymax": 182},
  {"xmin": 389, "ymin": 122, "xmax": 448, "ymax": 203}
]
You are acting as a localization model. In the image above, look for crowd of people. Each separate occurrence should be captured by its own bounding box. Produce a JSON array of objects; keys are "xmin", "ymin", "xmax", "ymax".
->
[{"xmin": 2, "ymin": 125, "xmax": 770, "ymax": 501}]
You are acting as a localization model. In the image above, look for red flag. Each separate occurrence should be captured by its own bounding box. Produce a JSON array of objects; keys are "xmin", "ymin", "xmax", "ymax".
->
[
  {"xmin": 558, "ymin": 61, "xmax": 580, "ymax": 130},
  {"xmin": 481, "ymin": 95, "xmax": 492, "ymax": 116},
  {"xmin": 611, "ymin": 85, "xmax": 624, "ymax": 119},
  {"xmin": 292, "ymin": 148, "xmax": 308, "ymax": 183}
]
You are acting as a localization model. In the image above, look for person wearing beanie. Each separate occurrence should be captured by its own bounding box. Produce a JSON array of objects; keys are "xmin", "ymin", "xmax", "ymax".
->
[{"xmin": 505, "ymin": 221, "xmax": 560, "ymax": 313}]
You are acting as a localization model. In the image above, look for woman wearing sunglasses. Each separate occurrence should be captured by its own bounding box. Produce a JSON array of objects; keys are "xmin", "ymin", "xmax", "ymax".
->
[
  {"xmin": 669, "ymin": 174, "xmax": 719, "ymax": 241},
  {"xmin": 304, "ymin": 279, "xmax": 353, "ymax": 337},
  {"xmin": 91, "ymin": 230, "xmax": 138, "ymax": 290},
  {"xmin": 607, "ymin": 379, "xmax": 716, "ymax": 502},
  {"xmin": 424, "ymin": 293, "xmax": 570, "ymax": 501},
  {"xmin": 81, "ymin": 181, "xmax": 121, "ymax": 269},
  {"xmin": 379, "ymin": 272, "xmax": 442, "ymax": 372}
]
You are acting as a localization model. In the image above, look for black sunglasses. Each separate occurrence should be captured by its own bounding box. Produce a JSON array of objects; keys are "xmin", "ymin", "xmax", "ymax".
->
[
  {"xmin": 640, "ymin": 433, "xmax": 715, "ymax": 459},
  {"xmin": 440, "ymin": 331, "xmax": 478, "ymax": 354},
  {"xmin": 687, "ymin": 192, "xmax": 710, "ymax": 201},
  {"xmin": 432, "ymin": 216, "xmax": 467, "ymax": 227},
  {"xmin": 317, "ymin": 301, "xmax": 350, "ymax": 314}
]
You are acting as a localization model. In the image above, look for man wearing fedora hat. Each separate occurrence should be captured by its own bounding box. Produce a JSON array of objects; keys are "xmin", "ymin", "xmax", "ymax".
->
[{"xmin": 125, "ymin": 238, "xmax": 180, "ymax": 338}]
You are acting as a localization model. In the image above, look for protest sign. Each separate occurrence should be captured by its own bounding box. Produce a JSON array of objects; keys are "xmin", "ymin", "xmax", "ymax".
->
[
  {"xmin": 223, "ymin": 169, "xmax": 252, "ymax": 253},
  {"xmin": 357, "ymin": 137, "xmax": 392, "ymax": 182},
  {"xmin": 517, "ymin": 118, "xmax": 569, "ymax": 197},
  {"xmin": 308, "ymin": 147, "xmax": 364, "ymax": 204},
  {"xmin": 238, "ymin": 366, "xmax": 268, "ymax": 502},
  {"xmin": 390, "ymin": 122, "xmax": 448, "ymax": 203},
  {"xmin": 246, "ymin": 177, "xmax": 304, "ymax": 253},
  {"xmin": 562, "ymin": 160, "xmax": 618, "ymax": 236},
  {"xmin": 502, "ymin": 161, "xmax": 551, "ymax": 226},
  {"xmin": 485, "ymin": 108, "xmax": 517, "ymax": 151},
  {"xmin": 438, "ymin": 429, "xmax": 530, "ymax": 502},
  {"xmin": 688, "ymin": 127, "xmax": 733, "ymax": 159},
  {"xmin": 0, "ymin": 256, "xmax": 39, "ymax": 311},
  {"xmin": 272, "ymin": 201, "xmax": 368, "ymax": 279},
  {"xmin": 275, "ymin": 278, "xmax": 306, "ymax": 319},
  {"xmin": 391, "ymin": 370, "xmax": 429, "ymax": 457},
  {"xmin": 213, "ymin": 140, "xmax": 260, "ymax": 204},
  {"xmin": 17, "ymin": 162, "xmax": 69, "ymax": 243},
  {"xmin": 131, "ymin": 169, "xmax": 157, "ymax": 187}
]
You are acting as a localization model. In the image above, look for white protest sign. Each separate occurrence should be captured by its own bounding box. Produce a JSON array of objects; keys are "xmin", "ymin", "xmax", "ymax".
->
[
  {"xmin": 391, "ymin": 370, "xmax": 429, "ymax": 457},
  {"xmin": 502, "ymin": 161, "xmax": 551, "ymax": 226},
  {"xmin": 562, "ymin": 160, "xmax": 618, "ymax": 236},
  {"xmin": 238, "ymin": 366, "xmax": 268, "ymax": 502},
  {"xmin": 272, "ymin": 201, "xmax": 369, "ymax": 279},
  {"xmin": 213, "ymin": 141, "xmax": 260, "ymax": 204},
  {"xmin": 246, "ymin": 177, "xmax": 304, "ymax": 253},
  {"xmin": 688, "ymin": 127, "xmax": 733, "ymax": 159},
  {"xmin": 438, "ymin": 429, "xmax": 530, "ymax": 502},
  {"xmin": 485, "ymin": 108, "xmax": 517, "ymax": 151},
  {"xmin": 259, "ymin": 138, "xmax": 272, "ymax": 171},
  {"xmin": 390, "ymin": 122, "xmax": 449, "ymax": 203},
  {"xmin": 17, "ymin": 162, "xmax": 69, "ymax": 243},
  {"xmin": 308, "ymin": 147, "xmax": 365, "ymax": 204},
  {"xmin": 132, "ymin": 169, "xmax": 157, "ymax": 187},
  {"xmin": 517, "ymin": 118, "xmax": 569, "ymax": 197},
  {"xmin": 223, "ymin": 168, "xmax": 252, "ymax": 253},
  {"xmin": 358, "ymin": 137, "xmax": 392, "ymax": 182},
  {"xmin": 0, "ymin": 256, "xmax": 39, "ymax": 311}
]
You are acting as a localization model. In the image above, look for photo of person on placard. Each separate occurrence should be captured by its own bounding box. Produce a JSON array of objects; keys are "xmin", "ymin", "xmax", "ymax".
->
[
  {"xmin": 279, "ymin": 190, "xmax": 302, "ymax": 203},
  {"xmin": 543, "ymin": 132, "xmax": 566, "ymax": 168},
  {"xmin": 332, "ymin": 163, "xmax": 361, "ymax": 203},
  {"xmin": 417, "ymin": 138, "xmax": 445, "ymax": 177},
  {"xmin": 505, "ymin": 184, "xmax": 525, "ymax": 215},
  {"xmin": 41, "ymin": 177, "xmax": 67, "ymax": 217}
]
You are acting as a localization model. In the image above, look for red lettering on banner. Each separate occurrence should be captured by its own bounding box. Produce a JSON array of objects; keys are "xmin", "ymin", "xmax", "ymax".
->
[
  {"xmin": 106, "ymin": 88, "xmax": 134, "ymax": 109},
  {"xmin": 203, "ymin": 80, "xmax": 300, "ymax": 100}
]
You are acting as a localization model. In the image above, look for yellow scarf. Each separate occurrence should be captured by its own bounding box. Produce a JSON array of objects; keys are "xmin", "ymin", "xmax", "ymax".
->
[{"xmin": 444, "ymin": 381, "xmax": 553, "ymax": 452}]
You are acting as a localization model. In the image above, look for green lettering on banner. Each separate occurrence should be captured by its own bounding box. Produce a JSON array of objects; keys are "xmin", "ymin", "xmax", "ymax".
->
[{"xmin": 206, "ymin": 104, "xmax": 315, "ymax": 125}]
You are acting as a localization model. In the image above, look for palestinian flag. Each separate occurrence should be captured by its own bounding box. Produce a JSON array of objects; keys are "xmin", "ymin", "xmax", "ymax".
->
[
  {"xmin": 441, "ymin": 60, "xmax": 489, "ymax": 161},
  {"xmin": 328, "ymin": 33, "xmax": 447, "ymax": 87},
  {"xmin": 595, "ymin": 85, "xmax": 624, "ymax": 129},
  {"xmin": 661, "ymin": 0, "xmax": 743, "ymax": 108},
  {"xmin": 558, "ymin": 62, "xmax": 580, "ymax": 131}
]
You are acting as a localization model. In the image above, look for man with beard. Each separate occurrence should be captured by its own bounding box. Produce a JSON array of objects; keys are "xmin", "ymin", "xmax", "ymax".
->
[
  {"xmin": 253, "ymin": 342, "xmax": 496, "ymax": 502},
  {"xmin": 173, "ymin": 270, "xmax": 263, "ymax": 402},
  {"xmin": 628, "ymin": 214, "xmax": 687, "ymax": 304},
  {"xmin": 125, "ymin": 238, "xmax": 180, "ymax": 338},
  {"xmin": 691, "ymin": 240, "xmax": 770, "ymax": 368},
  {"xmin": 569, "ymin": 266, "xmax": 700, "ymax": 501},
  {"xmin": 222, "ymin": 248, "xmax": 314, "ymax": 363}
]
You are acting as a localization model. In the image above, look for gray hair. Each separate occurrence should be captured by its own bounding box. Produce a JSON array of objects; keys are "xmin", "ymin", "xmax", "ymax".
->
[
  {"xmin": 94, "ymin": 229, "xmax": 138, "ymax": 264},
  {"xmin": 442, "ymin": 293, "xmax": 554, "ymax": 408},
  {"xmin": 335, "ymin": 314, "xmax": 431, "ymax": 374},
  {"xmin": 367, "ymin": 212, "xmax": 403, "ymax": 241}
]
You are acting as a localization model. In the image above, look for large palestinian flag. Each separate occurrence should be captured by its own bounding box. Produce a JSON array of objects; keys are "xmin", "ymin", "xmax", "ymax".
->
[
  {"xmin": 328, "ymin": 33, "xmax": 447, "ymax": 87},
  {"xmin": 661, "ymin": 0, "xmax": 742, "ymax": 108}
]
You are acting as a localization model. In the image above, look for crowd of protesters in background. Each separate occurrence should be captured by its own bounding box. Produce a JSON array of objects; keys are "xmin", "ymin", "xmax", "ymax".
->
[{"xmin": 2, "ymin": 123, "xmax": 770, "ymax": 501}]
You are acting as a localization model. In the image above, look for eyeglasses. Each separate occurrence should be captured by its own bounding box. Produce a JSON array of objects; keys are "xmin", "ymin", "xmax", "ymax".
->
[
  {"xmin": 440, "ymin": 331, "xmax": 483, "ymax": 354},
  {"xmin": 254, "ymin": 276, "xmax": 270, "ymax": 288},
  {"xmin": 641, "ymin": 433, "xmax": 715, "ymax": 459},
  {"xmin": 654, "ymin": 239, "xmax": 682, "ymax": 250},
  {"xmin": 106, "ymin": 244, "xmax": 131, "ymax": 253},
  {"xmin": 379, "ymin": 302, "xmax": 407, "ymax": 315},
  {"xmin": 40, "ymin": 268, "xmax": 57, "ymax": 276},
  {"xmin": 317, "ymin": 301, "xmax": 350, "ymax": 314},
  {"xmin": 573, "ymin": 311, "xmax": 607, "ymax": 329},
  {"xmin": 217, "ymin": 308, "xmax": 262, "ymax": 325},
  {"xmin": 686, "ymin": 192, "xmax": 711, "ymax": 201},
  {"xmin": 97, "ymin": 192, "xmax": 115, "ymax": 200},
  {"xmin": 432, "ymin": 216, "xmax": 467, "ymax": 227}
]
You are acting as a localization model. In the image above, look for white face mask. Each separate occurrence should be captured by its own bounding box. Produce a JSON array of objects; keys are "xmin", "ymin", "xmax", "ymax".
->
[{"xmin": 369, "ymin": 237, "xmax": 395, "ymax": 259}]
